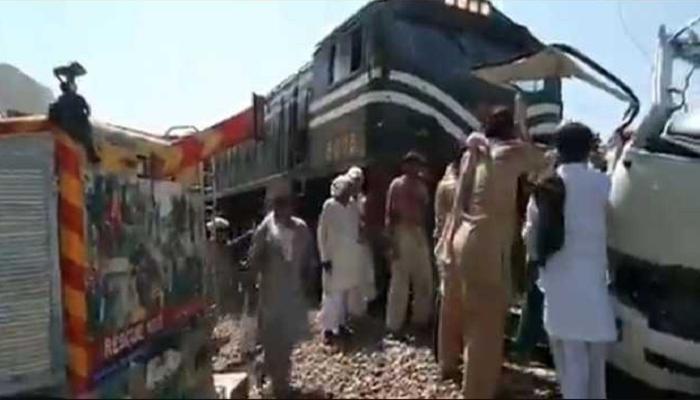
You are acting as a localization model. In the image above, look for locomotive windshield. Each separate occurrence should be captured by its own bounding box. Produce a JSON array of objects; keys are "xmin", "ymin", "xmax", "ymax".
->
[
  {"xmin": 378, "ymin": 1, "xmax": 558, "ymax": 128},
  {"xmin": 386, "ymin": 0, "xmax": 542, "ymax": 75},
  {"xmin": 391, "ymin": 19, "xmax": 528, "ymax": 77}
]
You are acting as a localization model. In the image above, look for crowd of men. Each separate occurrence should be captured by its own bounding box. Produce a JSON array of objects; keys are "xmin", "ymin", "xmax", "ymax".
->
[{"xmin": 234, "ymin": 106, "xmax": 615, "ymax": 399}]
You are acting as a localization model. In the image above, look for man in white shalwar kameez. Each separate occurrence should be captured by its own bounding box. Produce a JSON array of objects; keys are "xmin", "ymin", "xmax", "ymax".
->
[
  {"xmin": 318, "ymin": 175, "xmax": 365, "ymax": 342},
  {"xmin": 524, "ymin": 123, "xmax": 616, "ymax": 400},
  {"xmin": 347, "ymin": 166, "xmax": 377, "ymax": 314}
]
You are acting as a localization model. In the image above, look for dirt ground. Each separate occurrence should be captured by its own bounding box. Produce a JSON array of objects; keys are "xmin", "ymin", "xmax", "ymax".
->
[{"xmin": 213, "ymin": 313, "xmax": 560, "ymax": 399}]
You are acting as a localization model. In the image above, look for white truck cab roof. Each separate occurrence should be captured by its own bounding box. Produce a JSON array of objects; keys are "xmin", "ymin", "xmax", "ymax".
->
[{"xmin": 0, "ymin": 63, "xmax": 54, "ymax": 116}]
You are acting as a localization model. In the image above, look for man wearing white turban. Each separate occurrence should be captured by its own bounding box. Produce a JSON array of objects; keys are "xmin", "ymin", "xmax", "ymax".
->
[
  {"xmin": 347, "ymin": 166, "xmax": 364, "ymax": 183},
  {"xmin": 318, "ymin": 174, "xmax": 365, "ymax": 342}
]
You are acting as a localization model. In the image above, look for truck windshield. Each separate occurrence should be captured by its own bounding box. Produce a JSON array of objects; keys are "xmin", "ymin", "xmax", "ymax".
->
[{"xmin": 668, "ymin": 18, "xmax": 700, "ymax": 120}]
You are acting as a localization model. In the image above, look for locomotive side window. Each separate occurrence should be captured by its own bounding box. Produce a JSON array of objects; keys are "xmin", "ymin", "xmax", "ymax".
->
[
  {"xmin": 215, "ymin": 157, "xmax": 223, "ymax": 191},
  {"xmin": 279, "ymin": 97, "xmax": 287, "ymax": 137},
  {"xmin": 233, "ymin": 148, "xmax": 239, "ymax": 187},
  {"xmin": 328, "ymin": 44, "xmax": 337, "ymax": 85},
  {"xmin": 290, "ymin": 87, "xmax": 299, "ymax": 133},
  {"xmin": 515, "ymin": 80, "xmax": 545, "ymax": 93},
  {"xmin": 256, "ymin": 141, "xmax": 264, "ymax": 173},
  {"xmin": 298, "ymin": 87, "xmax": 312, "ymax": 129},
  {"xmin": 295, "ymin": 87, "xmax": 312, "ymax": 164},
  {"xmin": 136, "ymin": 155, "xmax": 150, "ymax": 178},
  {"xmin": 224, "ymin": 149, "xmax": 231, "ymax": 189},
  {"xmin": 350, "ymin": 28, "xmax": 363, "ymax": 72},
  {"xmin": 245, "ymin": 143, "xmax": 252, "ymax": 166}
]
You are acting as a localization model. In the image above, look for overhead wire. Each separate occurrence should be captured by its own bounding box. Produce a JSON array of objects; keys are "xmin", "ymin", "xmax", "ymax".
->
[
  {"xmin": 672, "ymin": 17, "xmax": 700, "ymax": 110},
  {"xmin": 617, "ymin": 0, "xmax": 653, "ymax": 67}
]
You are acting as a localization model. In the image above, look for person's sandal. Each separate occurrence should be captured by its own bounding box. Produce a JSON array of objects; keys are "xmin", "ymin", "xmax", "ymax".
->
[
  {"xmin": 323, "ymin": 330, "xmax": 337, "ymax": 345},
  {"xmin": 439, "ymin": 368, "xmax": 462, "ymax": 383},
  {"xmin": 339, "ymin": 325, "xmax": 354, "ymax": 338}
]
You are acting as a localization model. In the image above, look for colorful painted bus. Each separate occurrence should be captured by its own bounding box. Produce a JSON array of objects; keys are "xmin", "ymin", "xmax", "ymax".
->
[{"xmin": 0, "ymin": 109, "xmax": 254, "ymax": 398}]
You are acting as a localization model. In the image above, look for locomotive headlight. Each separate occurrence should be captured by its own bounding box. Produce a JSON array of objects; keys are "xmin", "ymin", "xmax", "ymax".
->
[
  {"xmin": 468, "ymin": 0, "xmax": 480, "ymax": 13},
  {"xmin": 445, "ymin": 0, "xmax": 492, "ymax": 16},
  {"xmin": 480, "ymin": 1, "xmax": 491, "ymax": 16}
]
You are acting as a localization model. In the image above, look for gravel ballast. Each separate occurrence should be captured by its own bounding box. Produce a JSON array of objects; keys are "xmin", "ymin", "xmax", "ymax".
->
[{"xmin": 214, "ymin": 313, "xmax": 559, "ymax": 399}]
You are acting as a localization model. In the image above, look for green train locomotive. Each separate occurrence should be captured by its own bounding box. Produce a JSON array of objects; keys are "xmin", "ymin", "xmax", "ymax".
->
[{"xmin": 213, "ymin": 0, "xmax": 562, "ymax": 236}]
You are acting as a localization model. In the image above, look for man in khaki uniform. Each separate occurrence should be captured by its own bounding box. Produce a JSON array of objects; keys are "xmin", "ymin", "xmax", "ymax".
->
[
  {"xmin": 434, "ymin": 155, "xmax": 464, "ymax": 379},
  {"xmin": 440, "ymin": 108, "xmax": 546, "ymax": 398},
  {"xmin": 385, "ymin": 152, "xmax": 433, "ymax": 334}
]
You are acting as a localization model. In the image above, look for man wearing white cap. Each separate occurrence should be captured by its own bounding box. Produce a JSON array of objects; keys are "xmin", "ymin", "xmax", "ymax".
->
[
  {"xmin": 247, "ymin": 177, "xmax": 314, "ymax": 397},
  {"xmin": 347, "ymin": 166, "xmax": 377, "ymax": 314},
  {"xmin": 205, "ymin": 215, "xmax": 233, "ymax": 312},
  {"xmin": 318, "ymin": 174, "xmax": 365, "ymax": 342}
]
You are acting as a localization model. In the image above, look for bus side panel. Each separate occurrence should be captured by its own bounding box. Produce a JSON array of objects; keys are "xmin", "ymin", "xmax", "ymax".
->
[{"xmin": 82, "ymin": 172, "xmax": 212, "ymax": 398}]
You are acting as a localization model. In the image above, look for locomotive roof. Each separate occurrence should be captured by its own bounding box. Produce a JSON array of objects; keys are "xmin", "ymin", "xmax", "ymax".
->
[
  {"xmin": 265, "ymin": 62, "xmax": 313, "ymax": 102},
  {"xmin": 263, "ymin": 0, "xmax": 545, "ymax": 104},
  {"xmin": 316, "ymin": 0, "xmax": 544, "ymax": 54},
  {"xmin": 315, "ymin": 0, "xmax": 385, "ymax": 48}
]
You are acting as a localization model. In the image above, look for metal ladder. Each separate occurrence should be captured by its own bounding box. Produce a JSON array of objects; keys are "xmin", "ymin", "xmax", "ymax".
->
[
  {"xmin": 203, "ymin": 157, "xmax": 217, "ymax": 236},
  {"xmin": 202, "ymin": 156, "xmax": 222, "ymax": 319}
]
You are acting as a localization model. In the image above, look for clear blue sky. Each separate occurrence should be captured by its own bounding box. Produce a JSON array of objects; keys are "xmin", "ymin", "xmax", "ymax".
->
[{"xmin": 1, "ymin": 0, "xmax": 698, "ymax": 137}]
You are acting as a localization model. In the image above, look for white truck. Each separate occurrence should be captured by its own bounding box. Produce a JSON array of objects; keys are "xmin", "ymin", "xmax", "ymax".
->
[
  {"xmin": 474, "ymin": 17, "xmax": 700, "ymax": 395},
  {"xmin": 608, "ymin": 17, "xmax": 700, "ymax": 395}
]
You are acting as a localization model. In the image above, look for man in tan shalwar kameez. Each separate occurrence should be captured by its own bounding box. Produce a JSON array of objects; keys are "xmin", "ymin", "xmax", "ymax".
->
[
  {"xmin": 438, "ymin": 108, "xmax": 547, "ymax": 399},
  {"xmin": 434, "ymin": 154, "xmax": 464, "ymax": 379},
  {"xmin": 247, "ymin": 177, "xmax": 314, "ymax": 398}
]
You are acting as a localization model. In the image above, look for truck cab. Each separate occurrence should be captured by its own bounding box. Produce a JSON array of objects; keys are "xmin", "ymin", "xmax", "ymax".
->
[{"xmin": 608, "ymin": 19, "xmax": 700, "ymax": 395}]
